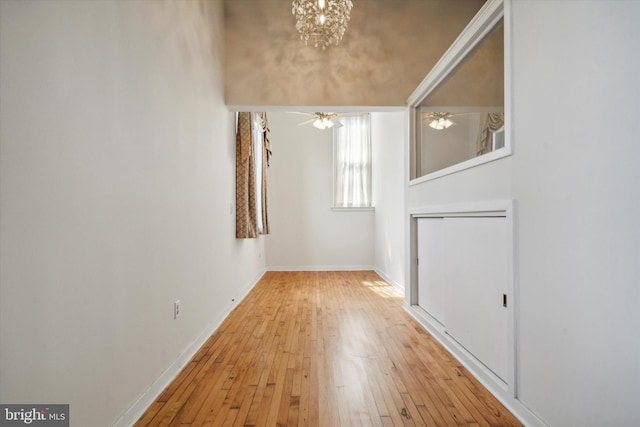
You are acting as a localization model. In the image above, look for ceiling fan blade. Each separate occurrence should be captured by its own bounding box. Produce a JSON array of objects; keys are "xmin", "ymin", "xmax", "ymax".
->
[{"xmin": 298, "ymin": 118, "xmax": 316, "ymax": 126}]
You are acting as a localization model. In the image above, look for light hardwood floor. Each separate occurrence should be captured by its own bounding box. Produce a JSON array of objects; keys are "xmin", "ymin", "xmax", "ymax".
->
[{"xmin": 135, "ymin": 271, "xmax": 522, "ymax": 426}]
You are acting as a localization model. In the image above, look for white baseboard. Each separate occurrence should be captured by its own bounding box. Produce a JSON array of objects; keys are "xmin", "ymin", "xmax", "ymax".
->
[
  {"xmin": 266, "ymin": 265, "xmax": 374, "ymax": 272},
  {"xmin": 373, "ymin": 268, "xmax": 405, "ymax": 294},
  {"xmin": 112, "ymin": 270, "xmax": 266, "ymax": 427},
  {"xmin": 404, "ymin": 302, "xmax": 547, "ymax": 427}
]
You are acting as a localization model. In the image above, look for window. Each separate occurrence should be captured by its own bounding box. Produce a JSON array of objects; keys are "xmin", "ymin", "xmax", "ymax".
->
[
  {"xmin": 252, "ymin": 113, "xmax": 264, "ymax": 233},
  {"xmin": 333, "ymin": 114, "xmax": 372, "ymax": 208}
]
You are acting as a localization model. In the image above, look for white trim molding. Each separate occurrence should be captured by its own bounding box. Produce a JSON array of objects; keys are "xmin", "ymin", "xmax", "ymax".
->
[
  {"xmin": 267, "ymin": 265, "xmax": 374, "ymax": 272},
  {"xmin": 406, "ymin": 199, "xmax": 546, "ymax": 427},
  {"xmin": 374, "ymin": 268, "xmax": 405, "ymax": 294},
  {"xmin": 406, "ymin": 0, "xmax": 504, "ymax": 107},
  {"xmin": 330, "ymin": 207, "xmax": 375, "ymax": 212},
  {"xmin": 112, "ymin": 270, "xmax": 266, "ymax": 427},
  {"xmin": 407, "ymin": 0, "xmax": 512, "ymax": 184},
  {"xmin": 408, "ymin": 199, "xmax": 516, "ymax": 389}
]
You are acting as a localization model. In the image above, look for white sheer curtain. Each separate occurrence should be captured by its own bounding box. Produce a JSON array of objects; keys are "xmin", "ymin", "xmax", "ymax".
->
[
  {"xmin": 333, "ymin": 114, "xmax": 371, "ymax": 208},
  {"xmin": 252, "ymin": 113, "xmax": 264, "ymax": 233}
]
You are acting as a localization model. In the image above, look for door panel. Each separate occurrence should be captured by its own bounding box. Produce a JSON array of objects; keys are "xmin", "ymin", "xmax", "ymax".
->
[
  {"xmin": 417, "ymin": 218, "xmax": 446, "ymax": 325},
  {"xmin": 443, "ymin": 217, "xmax": 508, "ymax": 382}
]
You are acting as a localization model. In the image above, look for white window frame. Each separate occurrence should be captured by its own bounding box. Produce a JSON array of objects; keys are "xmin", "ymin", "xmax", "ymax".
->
[{"xmin": 332, "ymin": 114, "xmax": 373, "ymax": 210}]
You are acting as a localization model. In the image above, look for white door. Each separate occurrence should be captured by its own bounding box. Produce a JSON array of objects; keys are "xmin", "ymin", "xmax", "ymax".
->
[
  {"xmin": 443, "ymin": 217, "xmax": 509, "ymax": 382},
  {"xmin": 417, "ymin": 218, "xmax": 446, "ymax": 325}
]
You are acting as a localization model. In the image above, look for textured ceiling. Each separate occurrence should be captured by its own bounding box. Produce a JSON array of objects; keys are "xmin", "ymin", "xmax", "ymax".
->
[
  {"xmin": 423, "ymin": 19, "xmax": 504, "ymax": 107},
  {"xmin": 224, "ymin": 0, "xmax": 486, "ymax": 107}
]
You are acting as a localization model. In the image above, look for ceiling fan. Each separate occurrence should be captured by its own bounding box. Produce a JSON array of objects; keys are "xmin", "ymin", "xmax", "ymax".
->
[
  {"xmin": 295, "ymin": 112, "xmax": 345, "ymax": 130},
  {"xmin": 422, "ymin": 111, "xmax": 484, "ymax": 130},
  {"xmin": 422, "ymin": 111, "xmax": 504, "ymax": 130},
  {"xmin": 422, "ymin": 112, "xmax": 456, "ymax": 130}
]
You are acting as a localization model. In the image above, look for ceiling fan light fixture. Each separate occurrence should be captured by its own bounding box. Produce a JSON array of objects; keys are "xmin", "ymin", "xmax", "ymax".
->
[
  {"xmin": 429, "ymin": 118, "xmax": 453, "ymax": 130},
  {"xmin": 425, "ymin": 113, "xmax": 454, "ymax": 130},
  {"xmin": 313, "ymin": 116, "xmax": 334, "ymax": 129},
  {"xmin": 292, "ymin": 0, "xmax": 353, "ymax": 50}
]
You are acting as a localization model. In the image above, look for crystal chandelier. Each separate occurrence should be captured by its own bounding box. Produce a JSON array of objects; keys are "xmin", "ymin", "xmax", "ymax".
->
[{"xmin": 292, "ymin": 0, "xmax": 353, "ymax": 50}]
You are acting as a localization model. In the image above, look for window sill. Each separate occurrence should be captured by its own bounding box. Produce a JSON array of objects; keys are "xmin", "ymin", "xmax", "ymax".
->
[{"xmin": 331, "ymin": 207, "xmax": 375, "ymax": 212}]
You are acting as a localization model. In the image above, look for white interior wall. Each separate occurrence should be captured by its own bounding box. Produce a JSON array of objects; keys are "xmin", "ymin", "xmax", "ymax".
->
[
  {"xmin": 371, "ymin": 112, "xmax": 406, "ymax": 290},
  {"xmin": 408, "ymin": 157, "xmax": 512, "ymax": 206},
  {"xmin": 408, "ymin": 1, "xmax": 640, "ymax": 425},
  {"xmin": 511, "ymin": 1, "xmax": 640, "ymax": 425},
  {"xmin": 0, "ymin": 1, "xmax": 265, "ymax": 426},
  {"xmin": 265, "ymin": 112, "xmax": 374, "ymax": 270}
]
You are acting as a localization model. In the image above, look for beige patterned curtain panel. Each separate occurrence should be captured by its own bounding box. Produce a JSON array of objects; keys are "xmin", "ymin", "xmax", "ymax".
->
[
  {"xmin": 476, "ymin": 112, "xmax": 504, "ymax": 156},
  {"xmin": 235, "ymin": 112, "xmax": 271, "ymax": 239},
  {"xmin": 257, "ymin": 112, "xmax": 272, "ymax": 235}
]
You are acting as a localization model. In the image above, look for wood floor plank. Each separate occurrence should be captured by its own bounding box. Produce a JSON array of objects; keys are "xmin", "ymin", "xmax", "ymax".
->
[
  {"xmin": 243, "ymin": 369, "xmax": 270, "ymax": 427},
  {"xmin": 231, "ymin": 384, "xmax": 256, "ymax": 427},
  {"xmin": 135, "ymin": 271, "xmax": 522, "ymax": 427}
]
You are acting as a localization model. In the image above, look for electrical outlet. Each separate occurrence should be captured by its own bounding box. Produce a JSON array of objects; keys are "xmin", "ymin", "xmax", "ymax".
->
[{"xmin": 174, "ymin": 300, "xmax": 181, "ymax": 319}]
